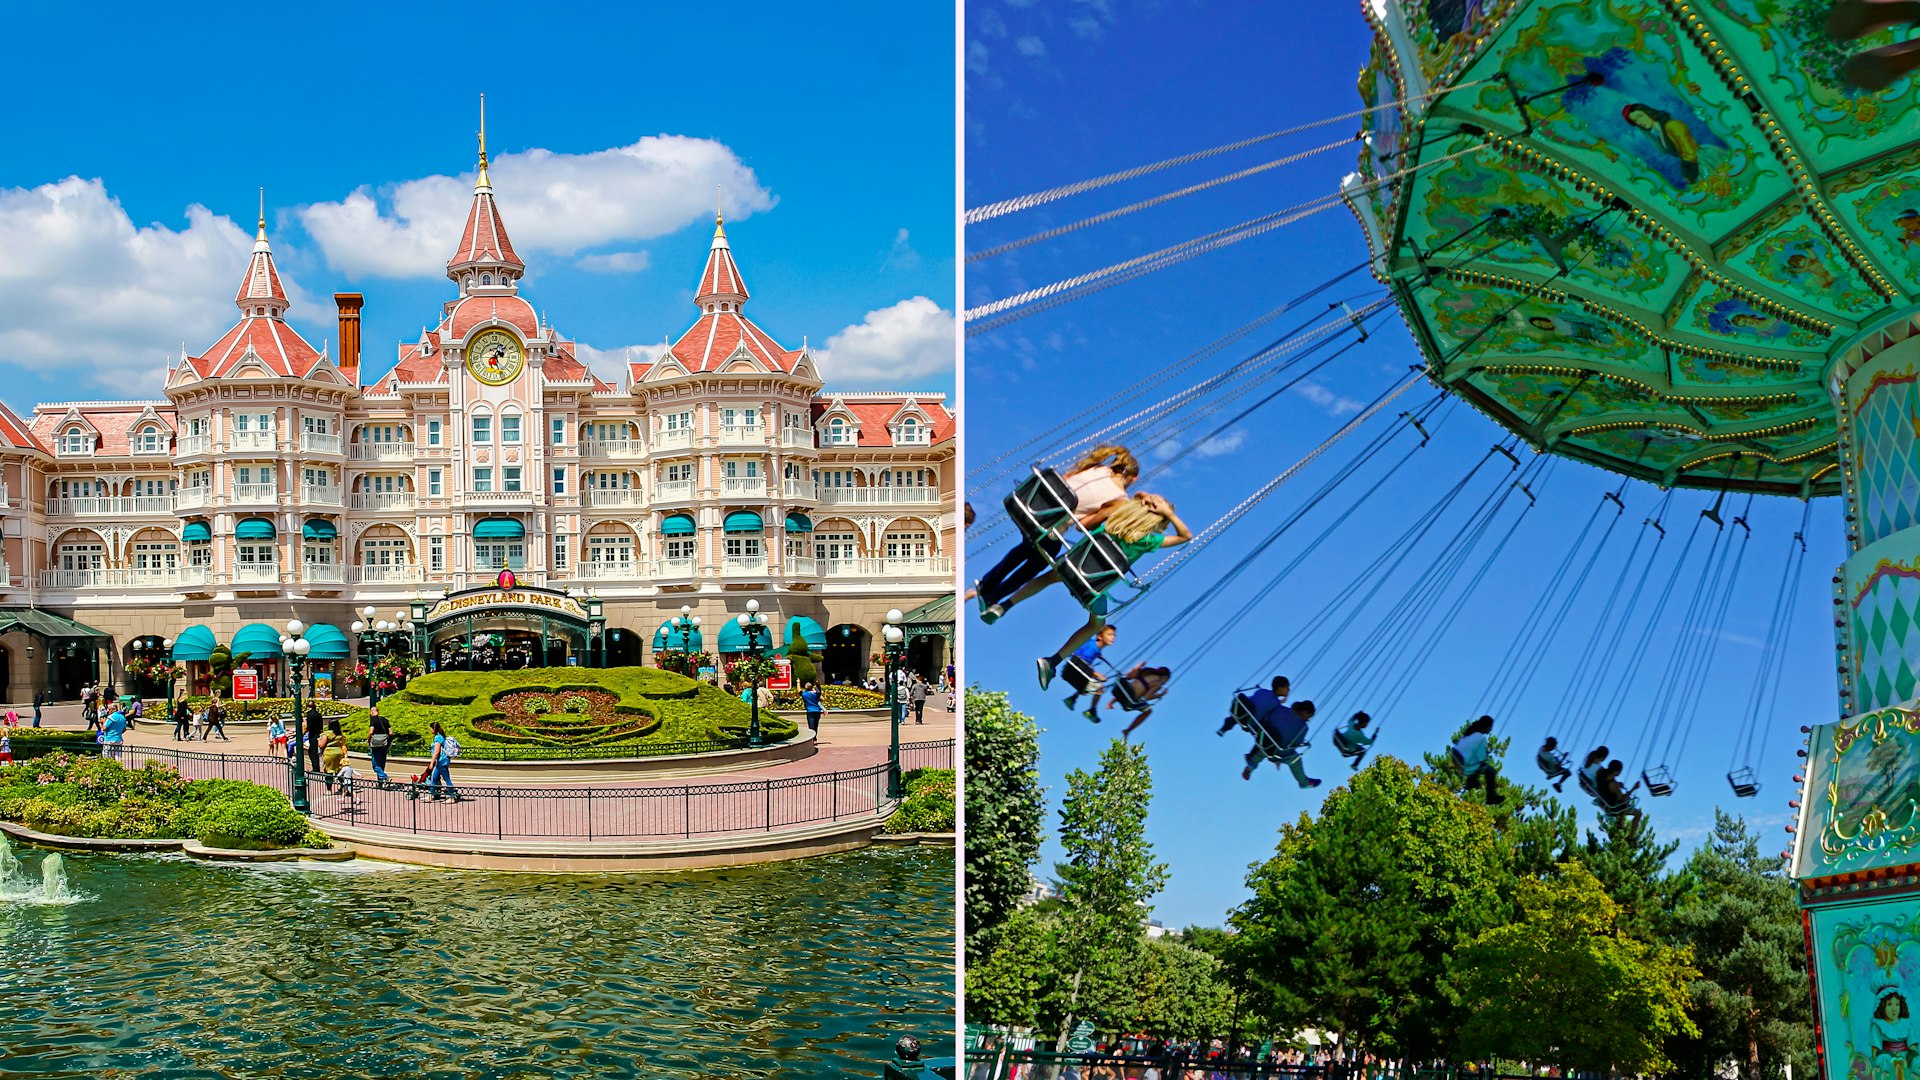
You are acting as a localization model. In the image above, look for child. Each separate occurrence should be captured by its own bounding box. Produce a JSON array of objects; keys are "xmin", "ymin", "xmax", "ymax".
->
[
  {"xmin": 1244, "ymin": 699, "xmax": 1319, "ymax": 787},
  {"xmin": 1536, "ymin": 737, "xmax": 1572, "ymax": 792},
  {"xmin": 1221, "ymin": 676, "xmax": 1288, "ymax": 736},
  {"xmin": 1056, "ymin": 625, "xmax": 1117, "ymax": 719},
  {"xmin": 0, "ymin": 732, "xmax": 10, "ymax": 765},
  {"xmin": 1332, "ymin": 711, "xmax": 1376, "ymax": 766},
  {"xmin": 1451, "ymin": 715, "xmax": 1503, "ymax": 805},
  {"xmin": 335, "ymin": 762, "xmax": 361, "ymax": 810},
  {"xmin": 1105, "ymin": 664, "xmax": 1171, "ymax": 738}
]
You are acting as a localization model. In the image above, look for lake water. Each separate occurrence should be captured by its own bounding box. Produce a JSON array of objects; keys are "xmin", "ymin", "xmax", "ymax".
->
[{"xmin": 0, "ymin": 844, "xmax": 953, "ymax": 1078}]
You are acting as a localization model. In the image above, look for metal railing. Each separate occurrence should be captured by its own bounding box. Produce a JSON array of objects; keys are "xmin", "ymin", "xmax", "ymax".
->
[
  {"xmin": 816, "ymin": 487, "xmax": 940, "ymax": 506},
  {"xmin": 898, "ymin": 739, "xmax": 954, "ymax": 774},
  {"xmin": 719, "ymin": 476, "xmax": 768, "ymax": 499},
  {"xmin": 300, "ymin": 432, "xmax": 343, "ymax": 454},
  {"xmin": 349, "ymin": 492, "xmax": 417, "ymax": 511}
]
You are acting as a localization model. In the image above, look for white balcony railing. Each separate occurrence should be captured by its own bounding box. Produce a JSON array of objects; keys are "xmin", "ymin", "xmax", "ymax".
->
[
  {"xmin": 651, "ymin": 558, "xmax": 697, "ymax": 579},
  {"xmin": 783, "ymin": 556, "xmax": 818, "ymax": 577},
  {"xmin": 583, "ymin": 489, "xmax": 644, "ymax": 508},
  {"xmin": 718, "ymin": 424, "xmax": 764, "ymax": 446},
  {"xmin": 229, "ymin": 431, "xmax": 276, "ymax": 452},
  {"xmin": 349, "ymin": 442, "xmax": 409, "ymax": 461},
  {"xmin": 815, "ymin": 487, "xmax": 939, "ymax": 506},
  {"xmin": 719, "ymin": 477, "xmax": 767, "ymax": 499},
  {"xmin": 461, "ymin": 490, "xmax": 536, "ymax": 505},
  {"xmin": 820, "ymin": 556, "xmax": 953, "ymax": 578},
  {"xmin": 653, "ymin": 429, "xmax": 695, "ymax": 452},
  {"xmin": 129, "ymin": 495, "xmax": 174, "ymax": 514},
  {"xmin": 39, "ymin": 567, "xmax": 209, "ymax": 589},
  {"xmin": 575, "ymin": 560, "xmax": 639, "ymax": 579},
  {"xmin": 349, "ymin": 492, "xmax": 416, "ymax": 511},
  {"xmin": 582, "ymin": 439, "xmax": 642, "ymax": 459},
  {"xmin": 782, "ymin": 479, "xmax": 815, "ymax": 501},
  {"xmin": 175, "ymin": 488, "xmax": 212, "ymax": 510},
  {"xmin": 348, "ymin": 564, "xmax": 423, "ymax": 584},
  {"xmin": 232, "ymin": 564, "xmax": 281, "ymax": 585},
  {"xmin": 48, "ymin": 496, "xmax": 177, "ymax": 516},
  {"xmin": 232, "ymin": 484, "xmax": 278, "ymax": 504},
  {"xmin": 653, "ymin": 480, "xmax": 696, "ymax": 502},
  {"xmin": 300, "ymin": 486, "xmax": 343, "ymax": 507},
  {"xmin": 179, "ymin": 435, "xmax": 213, "ymax": 456},
  {"xmin": 780, "ymin": 428, "xmax": 815, "ymax": 449},
  {"xmin": 300, "ymin": 432, "xmax": 343, "ymax": 454},
  {"xmin": 302, "ymin": 564, "xmax": 345, "ymax": 585},
  {"xmin": 0, "ymin": 485, "xmax": 10, "ymax": 508},
  {"xmin": 722, "ymin": 556, "xmax": 770, "ymax": 576}
]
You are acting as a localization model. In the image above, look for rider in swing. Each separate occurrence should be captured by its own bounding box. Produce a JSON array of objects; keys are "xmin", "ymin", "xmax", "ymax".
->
[{"xmin": 1451, "ymin": 715, "xmax": 1504, "ymax": 805}]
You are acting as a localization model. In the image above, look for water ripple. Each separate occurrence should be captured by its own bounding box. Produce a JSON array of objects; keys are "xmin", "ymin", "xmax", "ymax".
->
[{"xmin": 0, "ymin": 846, "xmax": 954, "ymax": 1078}]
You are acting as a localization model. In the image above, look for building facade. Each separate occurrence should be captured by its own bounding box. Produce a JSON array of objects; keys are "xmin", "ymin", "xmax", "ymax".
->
[{"xmin": 0, "ymin": 143, "xmax": 954, "ymax": 701}]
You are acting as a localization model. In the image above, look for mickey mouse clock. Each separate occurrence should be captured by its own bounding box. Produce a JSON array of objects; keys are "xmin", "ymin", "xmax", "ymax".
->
[{"xmin": 466, "ymin": 329, "xmax": 526, "ymax": 386}]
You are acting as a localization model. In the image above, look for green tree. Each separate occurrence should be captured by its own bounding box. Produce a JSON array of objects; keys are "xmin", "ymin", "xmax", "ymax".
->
[
  {"xmin": 1132, "ymin": 935, "xmax": 1234, "ymax": 1036},
  {"xmin": 1232, "ymin": 756, "xmax": 1512, "ymax": 1057},
  {"xmin": 963, "ymin": 688, "xmax": 1046, "ymax": 965},
  {"xmin": 1665, "ymin": 812, "xmax": 1814, "ymax": 1080},
  {"xmin": 784, "ymin": 622, "xmax": 819, "ymax": 685},
  {"xmin": 1582, "ymin": 813, "xmax": 1683, "ymax": 938},
  {"xmin": 1449, "ymin": 861, "xmax": 1699, "ymax": 1073},
  {"xmin": 966, "ymin": 904, "xmax": 1066, "ymax": 1030},
  {"xmin": 1047, "ymin": 737, "xmax": 1169, "ymax": 1053},
  {"xmin": 1423, "ymin": 735, "xmax": 1579, "ymax": 879}
]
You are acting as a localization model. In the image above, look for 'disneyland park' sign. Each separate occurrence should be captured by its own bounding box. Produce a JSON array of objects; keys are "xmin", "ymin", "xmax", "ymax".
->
[{"xmin": 426, "ymin": 588, "xmax": 587, "ymax": 624}]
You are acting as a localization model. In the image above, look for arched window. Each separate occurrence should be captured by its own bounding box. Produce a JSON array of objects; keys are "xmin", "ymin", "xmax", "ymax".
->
[
  {"xmin": 826, "ymin": 417, "xmax": 851, "ymax": 446},
  {"xmin": 897, "ymin": 417, "xmax": 922, "ymax": 444},
  {"xmin": 481, "ymin": 273, "xmax": 493, "ymax": 285},
  {"xmin": 471, "ymin": 408, "xmax": 492, "ymax": 444},
  {"xmin": 135, "ymin": 425, "xmax": 164, "ymax": 453},
  {"xmin": 59, "ymin": 427, "xmax": 89, "ymax": 455}
]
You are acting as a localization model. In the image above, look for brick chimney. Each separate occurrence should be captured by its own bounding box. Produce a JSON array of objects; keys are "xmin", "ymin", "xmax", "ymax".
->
[{"xmin": 335, "ymin": 293, "xmax": 364, "ymax": 386}]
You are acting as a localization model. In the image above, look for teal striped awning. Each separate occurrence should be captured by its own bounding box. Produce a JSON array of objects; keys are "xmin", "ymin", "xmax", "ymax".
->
[
  {"xmin": 171, "ymin": 624, "xmax": 217, "ymax": 661},
  {"xmin": 786, "ymin": 616, "xmax": 826, "ymax": 650},
  {"xmin": 784, "ymin": 513, "xmax": 814, "ymax": 534},
  {"xmin": 724, "ymin": 511, "xmax": 764, "ymax": 534},
  {"xmin": 235, "ymin": 517, "xmax": 275, "ymax": 541},
  {"xmin": 182, "ymin": 521, "xmax": 211, "ymax": 543},
  {"xmin": 660, "ymin": 514, "xmax": 696, "ymax": 537},
  {"xmin": 301, "ymin": 623, "xmax": 350, "ymax": 660},
  {"xmin": 473, "ymin": 518, "xmax": 525, "ymax": 540},
  {"xmin": 653, "ymin": 623, "xmax": 705, "ymax": 651},
  {"xmin": 229, "ymin": 622, "xmax": 284, "ymax": 658},
  {"xmin": 302, "ymin": 519, "xmax": 337, "ymax": 541},
  {"xmin": 717, "ymin": 618, "xmax": 779, "ymax": 655}
]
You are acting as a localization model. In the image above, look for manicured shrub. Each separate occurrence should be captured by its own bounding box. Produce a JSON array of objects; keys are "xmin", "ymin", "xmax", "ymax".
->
[
  {"xmin": 883, "ymin": 768, "xmax": 956, "ymax": 833},
  {"xmin": 0, "ymin": 752, "xmax": 329, "ymax": 848},
  {"xmin": 772, "ymin": 685, "xmax": 887, "ymax": 711}
]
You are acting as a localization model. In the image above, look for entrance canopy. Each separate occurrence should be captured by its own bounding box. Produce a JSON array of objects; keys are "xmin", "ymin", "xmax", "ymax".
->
[
  {"xmin": 303, "ymin": 623, "xmax": 351, "ymax": 659},
  {"xmin": 0, "ymin": 608, "xmax": 110, "ymax": 641},
  {"xmin": 717, "ymin": 619, "xmax": 779, "ymax": 655},
  {"xmin": 474, "ymin": 518, "xmax": 525, "ymax": 540},
  {"xmin": 231, "ymin": 623, "xmax": 284, "ymax": 658},
  {"xmin": 172, "ymin": 624, "xmax": 218, "ymax": 661},
  {"xmin": 786, "ymin": 616, "xmax": 826, "ymax": 649}
]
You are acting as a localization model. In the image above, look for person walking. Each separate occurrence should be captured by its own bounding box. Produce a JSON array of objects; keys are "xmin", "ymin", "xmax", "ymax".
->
[
  {"xmin": 82, "ymin": 684, "xmax": 99, "ymax": 732},
  {"xmin": 366, "ymin": 707, "xmax": 392, "ymax": 786},
  {"xmin": 268, "ymin": 713, "xmax": 289, "ymax": 758},
  {"xmin": 304, "ymin": 705, "xmax": 323, "ymax": 772},
  {"xmin": 98, "ymin": 705, "xmax": 127, "ymax": 759},
  {"xmin": 31, "ymin": 691, "xmax": 41, "ymax": 728},
  {"xmin": 320, "ymin": 718, "xmax": 347, "ymax": 792},
  {"xmin": 207, "ymin": 697, "xmax": 229, "ymax": 741},
  {"xmin": 173, "ymin": 698, "xmax": 191, "ymax": 741},
  {"xmin": 800, "ymin": 681, "xmax": 825, "ymax": 736},
  {"xmin": 421, "ymin": 720, "xmax": 460, "ymax": 802},
  {"xmin": 909, "ymin": 676, "xmax": 929, "ymax": 724}
]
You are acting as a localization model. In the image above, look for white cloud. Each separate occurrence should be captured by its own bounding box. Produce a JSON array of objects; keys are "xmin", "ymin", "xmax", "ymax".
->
[
  {"xmin": 815, "ymin": 297, "xmax": 956, "ymax": 388},
  {"xmin": 0, "ymin": 176, "xmax": 314, "ymax": 392},
  {"xmin": 576, "ymin": 250, "xmax": 651, "ymax": 274},
  {"xmin": 883, "ymin": 228, "xmax": 921, "ymax": 271},
  {"xmin": 297, "ymin": 135, "xmax": 775, "ymax": 278},
  {"xmin": 1196, "ymin": 430, "xmax": 1247, "ymax": 458},
  {"xmin": 1015, "ymin": 35, "xmax": 1048, "ymax": 57},
  {"xmin": 1299, "ymin": 382, "xmax": 1364, "ymax": 416},
  {"xmin": 572, "ymin": 341, "xmax": 670, "ymax": 385}
]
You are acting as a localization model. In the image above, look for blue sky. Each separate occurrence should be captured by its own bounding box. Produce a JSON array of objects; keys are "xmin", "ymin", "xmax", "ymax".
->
[
  {"xmin": 964, "ymin": 0, "xmax": 1834, "ymax": 928},
  {"xmin": 0, "ymin": 2, "xmax": 955, "ymax": 412}
]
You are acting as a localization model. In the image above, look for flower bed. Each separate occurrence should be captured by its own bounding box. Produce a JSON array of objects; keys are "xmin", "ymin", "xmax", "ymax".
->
[
  {"xmin": 771, "ymin": 686, "xmax": 887, "ymax": 711},
  {"xmin": 179, "ymin": 696, "xmax": 363, "ymax": 723},
  {"xmin": 883, "ymin": 768, "xmax": 955, "ymax": 834},
  {"xmin": 0, "ymin": 751, "xmax": 329, "ymax": 849},
  {"xmin": 474, "ymin": 688, "xmax": 656, "ymax": 748}
]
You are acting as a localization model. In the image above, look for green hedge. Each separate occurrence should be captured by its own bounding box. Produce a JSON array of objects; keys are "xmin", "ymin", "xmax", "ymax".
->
[
  {"xmin": 883, "ymin": 767, "xmax": 956, "ymax": 834},
  {"xmin": 344, "ymin": 666, "xmax": 792, "ymax": 757},
  {"xmin": 0, "ymin": 751, "xmax": 327, "ymax": 848},
  {"xmin": 179, "ymin": 696, "xmax": 362, "ymax": 722}
]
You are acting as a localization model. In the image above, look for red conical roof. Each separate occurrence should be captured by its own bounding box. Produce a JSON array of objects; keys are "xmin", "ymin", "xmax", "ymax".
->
[
  {"xmin": 448, "ymin": 134, "xmax": 522, "ymax": 279},
  {"xmin": 234, "ymin": 214, "xmax": 288, "ymax": 311},
  {"xmin": 696, "ymin": 215, "xmax": 749, "ymax": 304}
]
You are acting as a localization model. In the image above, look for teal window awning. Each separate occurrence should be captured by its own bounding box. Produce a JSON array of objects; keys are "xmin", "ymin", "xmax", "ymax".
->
[
  {"xmin": 660, "ymin": 514, "xmax": 696, "ymax": 537},
  {"xmin": 302, "ymin": 519, "xmax": 338, "ymax": 541},
  {"xmin": 786, "ymin": 616, "xmax": 826, "ymax": 650},
  {"xmin": 171, "ymin": 624, "xmax": 217, "ymax": 661},
  {"xmin": 235, "ymin": 517, "xmax": 276, "ymax": 541},
  {"xmin": 724, "ymin": 511, "xmax": 764, "ymax": 534},
  {"xmin": 229, "ymin": 622, "xmax": 285, "ymax": 658},
  {"xmin": 653, "ymin": 623, "xmax": 705, "ymax": 651},
  {"xmin": 300, "ymin": 623, "xmax": 350, "ymax": 660},
  {"xmin": 717, "ymin": 618, "xmax": 778, "ymax": 655},
  {"xmin": 182, "ymin": 521, "xmax": 212, "ymax": 543},
  {"xmin": 474, "ymin": 518, "xmax": 525, "ymax": 540},
  {"xmin": 784, "ymin": 513, "xmax": 814, "ymax": 534}
]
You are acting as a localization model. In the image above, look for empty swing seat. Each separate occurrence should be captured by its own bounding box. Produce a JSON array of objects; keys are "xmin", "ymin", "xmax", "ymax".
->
[
  {"xmin": 1058, "ymin": 530, "xmax": 1142, "ymax": 610},
  {"xmin": 1641, "ymin": 766, "xmax": 1675, "ymax": 798},
  {"xmin": 1005, "ymin": 466, "xmax": 1079, "ymax": 543},
  {"xmin": 1727, "ymin": 768, "xmax": 1760, "ymax": 798}
]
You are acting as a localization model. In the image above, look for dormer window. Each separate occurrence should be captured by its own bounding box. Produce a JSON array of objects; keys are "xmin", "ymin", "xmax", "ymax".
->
[
  {"xmin": 825, "ymin": 417, "xmax": 854, "ymax": 446},
  {"xmin": 896, "ymin": 418, "xmax": 926, "ymax": 445},
  {"xmin": 59, "ymin": 427, "xmax": 89, "ymax": 455},
  {"xmin": 135, "ymin": 426, "xmax": 165, "ymax": 453}
]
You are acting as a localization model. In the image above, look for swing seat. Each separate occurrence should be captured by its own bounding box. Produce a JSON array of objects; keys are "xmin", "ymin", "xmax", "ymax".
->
[
  {"xmin": 1727, "ymin": 768, "xmax": 1759, "ymax": 798},
  {"xmin": 1059, "ymin": 654, "xmax": 1102, "ymax": 695},
  {"xmin": 1057, "ymin": 530, "xmax": 1146, "ymax": 611},
  {"xmin": 1109, "ymin": 677, "xmax": 1149, "ymax": 713},
  {"xmin": 1004, "ymin": 466, "xmax": 1079, "ymax": 544},
  {"xmin": 1577, "ymin": 769, "xmax": 1602, "ymax": 800},
  {"xmin": 1641, "ymin": 765, "xmax": 1675, "ymax": 798},
  {"xmin": 1233, "ymin": 693, "xmax": 1306, "ymax": 758},
  {"xmin": 1595, "ymin": 793, "xmax": 1637, "ymax": 818},
  {"xmin": 1536, "ymin": 751, "xmax": 1570, "ymax": 779},
  {"xmin": 1332, "ymin": 729, "xmax": 1360, "ymax": 757}
]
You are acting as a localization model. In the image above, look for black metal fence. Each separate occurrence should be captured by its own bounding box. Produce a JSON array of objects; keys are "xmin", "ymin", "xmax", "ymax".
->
[{"xmin": 900, "ymin": 739, "xmax": 955, "ymax": 774}]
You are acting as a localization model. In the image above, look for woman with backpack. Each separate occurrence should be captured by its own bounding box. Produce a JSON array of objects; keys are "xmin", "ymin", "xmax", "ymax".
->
[{"xmin": 424, "ymin": 720, "xmax": 460, "ymax": 802}]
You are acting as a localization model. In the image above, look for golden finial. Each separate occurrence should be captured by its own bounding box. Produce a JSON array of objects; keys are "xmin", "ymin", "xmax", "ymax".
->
[
  {"xmin": 257, "ymin": 187, "xmax": 265, "ymax": 233},
  {"xmin": 715, "ymin": 185, "xmax": 726, "ymax": 237},
  {"xmin": 476, "ymin": 93, "xmax": 492, "ymax": 189}
]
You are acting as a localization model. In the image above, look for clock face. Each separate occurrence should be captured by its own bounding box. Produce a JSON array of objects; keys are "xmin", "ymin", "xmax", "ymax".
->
[{"xmin": 466, "ymin": 329, "xmax": 526, "ymax": 386}]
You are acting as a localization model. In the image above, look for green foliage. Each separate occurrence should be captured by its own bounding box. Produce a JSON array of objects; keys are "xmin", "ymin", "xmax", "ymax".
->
[
  {"xmin": 1487, "ymin": 203, "xmax": 1631, "ymax": 269},
  {"xmin": 0, "ymin": 751, "xmax": 328, "ymax": 848},
  {"xmin": 1664, "ymin": 812, "xmax": 1815, "ymax": 1080},
  {"xmin": 963, "ymin": 688, "xmax": 1046, "ymax": 966},
  {"xmin": 1133, "ymin": 936, "xmax": 1234, "ymax": 1037},
  {"xmin": 1784, "ymin": 0, "xmax": 1888, "ymax": 92},
  {"xmin": 967, "ymin": 905, "xmax": 1065, "ymax": 1030},
  {"xmin": 338, "ymin": 666, "xmax": 788, "ymax": 757},
  {"xmin": 884, "ymin": 768, "xmax": 956, "ymax": 833},
  {"xmin": 181, "ymin": 696, "xmax": 360, "ymax": 723},
  {"xmin": 1449, "ymin": 862, "xmax": 1699, "ymax": 1073},
  {"xmin": 1232, "ymin": 756, "xmax": 1511, "ymax": 1058},
  {"xmin": 207, "ymin": 645, "xmax": 250, "ymax": 699},
  {"xmin": 784, "ymin": 628, "xmax": 820, "ymax": 685},
  {"xmin": 772, "ymin": 685, "xmax": 884, "ymax": 710},
  {"xmin": 525, "ymin": 697, "xmax": 552, "ymax": 715},
  {"xmin": 1582, "ymin": 813, "xmax": 1685, "ymax": 938},
  {"xmin": 561, "ymin": 694, "xmax": 591, "ymax": 714}
]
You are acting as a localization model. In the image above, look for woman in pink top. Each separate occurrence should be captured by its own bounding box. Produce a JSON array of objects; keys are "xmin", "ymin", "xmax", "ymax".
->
[{"xmin": 971, "ymin": 445, "xmax": 1138, "ymax": 614}]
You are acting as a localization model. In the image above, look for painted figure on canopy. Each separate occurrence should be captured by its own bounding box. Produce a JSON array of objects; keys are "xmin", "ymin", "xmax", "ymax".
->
[{"xmin": 1559, "ymin": 47, "xmax": 1726, "ymax": 192}]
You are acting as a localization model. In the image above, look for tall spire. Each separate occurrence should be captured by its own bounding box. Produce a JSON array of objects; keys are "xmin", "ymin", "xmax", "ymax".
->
[
  {"xmin": 695, "ymin": 197, "xmax": 749, "ymax": 311},
  {"xmin": 448, "ymin": 94, "xmax": 522, "ymax": 285},
  {"xmin": 235, "ymin": 193, "xmax": 289, "ymax": 317}
]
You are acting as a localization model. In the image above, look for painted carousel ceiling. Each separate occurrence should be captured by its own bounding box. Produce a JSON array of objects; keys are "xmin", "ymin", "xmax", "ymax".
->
[{"xmin": 1352, "ymin": 0, "xmax": 1920, "ymax": 495}]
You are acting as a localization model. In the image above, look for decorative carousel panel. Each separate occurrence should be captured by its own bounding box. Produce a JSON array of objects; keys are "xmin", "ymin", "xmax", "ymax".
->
[
  {"xmin": 1796, "ymin": 708, "xmax": 1920, "ymax": 878},
  {"xmin": 1851, "ymin": 562, "xmax": 1920, "ymax": 714},
  {"xmin": 1358, "ymin": 35, "xmax": 1409, "ymax": 232},
  {"xmin": 1665, "ymin": 276, "xmax": 1835, "ymax": 352},
  {"xmin": 1828, "ymin": 148, "xmax": 1920, "ymax": 292},
  {"xmin": 1807, "ymin": 896, "xmax": 1920, "ymax": 1080},
  {"xmin": 1421, "ymin": 275, "xmax": 1653, "ymax": 365},
  {"xmin": 1464, "ymin": 0, "xmax": 1792, "ymax": 238},
  {"xmin": 1387, "ymin": 0, "xmax": 1525, "ymax": 89},
  {"xmin": 1717, "ymin": 201, "xmax": 1886, "ymax": 320},
  {"xmin": 1852, "ymin": 370, "xmax": 1920, "ymax": 547}
]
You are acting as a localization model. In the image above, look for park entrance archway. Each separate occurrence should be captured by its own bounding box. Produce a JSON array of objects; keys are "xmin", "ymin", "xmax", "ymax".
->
[{"xmin": 422, "ymin": 583, "xmax": 594, "ymax": 672}]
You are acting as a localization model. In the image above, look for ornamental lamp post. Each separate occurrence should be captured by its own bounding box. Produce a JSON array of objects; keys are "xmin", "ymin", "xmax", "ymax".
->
[
  {"xmin": 672, "ymin": 606, "xmax": 701, "ymax": 679},
  {"xmin": 883, "ymin": 609, "xmax": 905, "ymax": 799},
  {"xmin": 738, "ymin": 599, "xmax": 769, "ymax": 747},
  {"xmin": 284, "ymin": 619, "xmax": 311, "ymax": 814},
  {"xmin": 586, "ymin": 591, "xmax": 605, "ymax": 668},
  {"xmin": 162, "ymin": 637, "xmax": 176, "ymax": 710}
]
